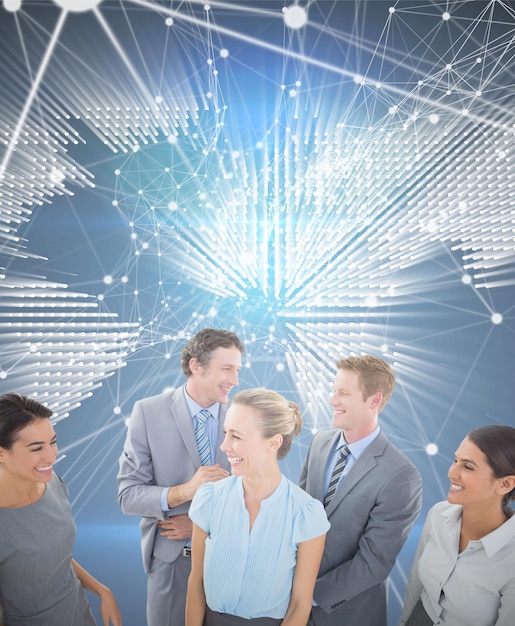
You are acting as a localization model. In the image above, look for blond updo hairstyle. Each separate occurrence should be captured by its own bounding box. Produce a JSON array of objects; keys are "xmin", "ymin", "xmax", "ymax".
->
[{"xmin": 231, "ymin": 388, "xmax": 302, "ymax": 460}]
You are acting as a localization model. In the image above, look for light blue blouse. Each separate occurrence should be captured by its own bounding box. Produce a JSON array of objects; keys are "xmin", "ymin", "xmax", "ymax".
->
[{"xmin": 189, "ymin": 475, "xmax": 330, "ymax": 619}]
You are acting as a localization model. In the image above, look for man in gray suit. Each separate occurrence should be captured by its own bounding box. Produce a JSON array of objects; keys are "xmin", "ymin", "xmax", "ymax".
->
[
  {"xmin": 117, "ymin": 328, "xmax": 244, "ymax": 626},
  {"xmin": 300, "ymin": 355, "xmax": 422, "ymax": 626}
]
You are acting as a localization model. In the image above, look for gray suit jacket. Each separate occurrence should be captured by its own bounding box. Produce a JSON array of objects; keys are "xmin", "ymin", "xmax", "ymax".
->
[
  {"xmin": 117, "ymin": 385, "xmax": 230, "ymax": 572},
  {"xmin": 300, "ymin": 429, "xmax": 422, "ymax": 626}
]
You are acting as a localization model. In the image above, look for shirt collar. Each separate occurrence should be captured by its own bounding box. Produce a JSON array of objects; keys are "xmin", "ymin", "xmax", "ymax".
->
[
  {"xmin": 338, "ymin": 425, "xmax": 380, "ymax": 461},
  {"xmin": 183, "ymin": 385, "xmax": 220, "ymax": 420},
  {"xmin": 441, "ymin": 503, "xmax": 515, "ymax": 558}
]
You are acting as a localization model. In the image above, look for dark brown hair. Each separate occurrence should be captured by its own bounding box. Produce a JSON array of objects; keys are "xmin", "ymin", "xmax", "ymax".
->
[
  {"xmin": 0, "ymin": 393, "xmax": 53, "ymax": 449},
  {"xmin": 181, "ymin": 328, "xmax": 244, "ymax": 377},
  {"xmin": 468, "ymin": 425, "xmax": 515, "ymax": 514}
]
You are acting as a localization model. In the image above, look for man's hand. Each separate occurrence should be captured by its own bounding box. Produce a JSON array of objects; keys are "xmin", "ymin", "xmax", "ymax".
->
[
  {"xmin": 158, "ymin": 513, "xmax": 193, "ymax": 540},
  {"xmin": 166, "ymin": 463, "xmax": 229, "ymax": 508},
  {"xmin": 185, "ymin": 464, "xmax": 230, "ymax": 498}
]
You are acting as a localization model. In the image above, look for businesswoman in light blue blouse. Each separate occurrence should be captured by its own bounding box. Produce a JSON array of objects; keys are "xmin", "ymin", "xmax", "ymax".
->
[
  {"xmin": 186, "ymin": 388, "xmax": 330, "ymax": 626},
  {"xmin": 399, "ymin": 425, "xmax": 515, "ymax": 626}
]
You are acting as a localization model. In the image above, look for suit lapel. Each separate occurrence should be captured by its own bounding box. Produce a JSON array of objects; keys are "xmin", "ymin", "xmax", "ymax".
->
[
  {"xmin": 169, "ymin": 385, "xmax": 199, "ymax": 465},
  {"xmin": 215, "ymin": 403, "xmax": 230, "ymax": 470},
  {"xmin": 315, "ymin": 430, "xmax": 341, "ymax": 502},
  {"xmin": 325, "ymin": 432, "xmax": 387, "ymax": 514}
]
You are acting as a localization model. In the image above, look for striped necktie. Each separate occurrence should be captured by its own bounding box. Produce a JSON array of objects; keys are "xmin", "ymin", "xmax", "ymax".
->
[
  {"xmin": 194, "ymin": 409, "xmax": 212, "ymax": 466},
  {"xmin": 324, "ymin": 444, "xmax": 350, "ymax": 507}
]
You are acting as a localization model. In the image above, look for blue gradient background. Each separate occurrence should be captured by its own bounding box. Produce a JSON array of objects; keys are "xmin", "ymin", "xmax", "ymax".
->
[{"xmin": 1, "ymin": 2, "xmax": 514, "ymax": 624}]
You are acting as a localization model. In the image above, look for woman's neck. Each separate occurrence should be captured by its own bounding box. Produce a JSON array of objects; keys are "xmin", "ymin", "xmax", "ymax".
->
[
  {"xmin": 0, "ymin": 473, "xmax": 46, "ymax": 508},
  {"xmin": 243, "ymin": 466, "xmax": 282, "ymax": 503},
  {"xmin": 461, "ymin": 505, "xmax": 508, "ymax": 542}
]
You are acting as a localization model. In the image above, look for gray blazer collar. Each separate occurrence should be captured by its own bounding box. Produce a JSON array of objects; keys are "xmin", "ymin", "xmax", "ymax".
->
[{"xmin": 325, "ymin": 431, "xmax": 388, "ymax": 514}]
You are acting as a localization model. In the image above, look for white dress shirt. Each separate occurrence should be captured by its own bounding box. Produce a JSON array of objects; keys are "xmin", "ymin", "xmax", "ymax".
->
[{"xmin": 399, "ymin": 501, "xmax": 515, "ymax": 626}]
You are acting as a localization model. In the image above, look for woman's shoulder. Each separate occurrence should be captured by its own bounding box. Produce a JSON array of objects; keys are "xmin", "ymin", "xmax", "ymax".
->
[
  {"xmin": 426, "ymin": 500, "xmax": 461, "ymax": 524},
  {"xmin": 195, "ymin": 475, "xmax": 237, "ymax": 501},
  {"xmin": 286, "ymin": 478, "xmax": 326, "ymax": 512}
]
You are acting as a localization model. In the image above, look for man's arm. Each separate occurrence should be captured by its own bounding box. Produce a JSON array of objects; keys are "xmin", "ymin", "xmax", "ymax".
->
[
  {"xmin": 117, "ymin": 400, "xmax": 229, "ymax": 521},
  {"xmin": 117, "ymin": 400, "xmax": 166, "ymax": 519}
]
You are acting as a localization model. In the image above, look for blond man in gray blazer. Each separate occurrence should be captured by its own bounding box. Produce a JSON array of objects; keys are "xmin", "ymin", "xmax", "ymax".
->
[
  {"xmin": 300, "ymin": 355, "xmax": 422, "ymax": 626},
  {"xmin": 117, "ymin": 329, "xmax": 244, "ymax": 626}
]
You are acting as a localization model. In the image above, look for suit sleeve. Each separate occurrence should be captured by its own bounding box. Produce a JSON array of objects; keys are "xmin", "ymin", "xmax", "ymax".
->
[
  {"xmin": 117, "ymin": 400, "xmax": 167, "ymax": 520},
  {"xmin": 398, "ymin": 510, "xmax": 431, "ymax": 625},
  {"xmin": 314, "ymin": 463, "xmax": 423, "ymax": 613}
]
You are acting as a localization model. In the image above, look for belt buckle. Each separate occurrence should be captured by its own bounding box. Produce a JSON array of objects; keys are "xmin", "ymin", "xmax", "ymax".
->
[{"xmin": 182, "ymin": 547, "xmax": 192, "ymax": 558}]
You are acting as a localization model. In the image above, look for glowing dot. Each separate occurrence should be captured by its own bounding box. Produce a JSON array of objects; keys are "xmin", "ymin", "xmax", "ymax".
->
[
  {"xmin": 276, "ymin": 363, "xmax": 285, "ymax": 372},
  {"xmin": 4, "ymin": 0, "xmax": 22, "ymax": 12},
  {"xmin": 426, "ymin": 443, "xmax": 438, "ymax": 456},
  {"xmin": 0, "ymin": 371, "xmax": 6, "ymax": 379},
  {"xmin": 445, "ymin": 63, "xmax": 452, "ymax": 70},
  {"xmin": 114, "ymin": 406, "xmax": 121, "ymax": 414},
  {"xmin": 114, "ymin": 169, "xmax": 120, "ymax": 175},
  {"xmin": 168, "ymin": 201, "xmax": 178, "ymax": 211},
  {"xmin": 155, "ymin": 95, "xmax": 163, "ymax": 104},
  {"xmin": 50, "ymin": 169, "xmax": 66, "ymax": 184},
  {"xmin": 98, "ymin": 294, "xmax": 104, "ymax": 301},
  {"xmin": 289, "ymin": 89, "xmax": 297, "ymax": 97},
  {"xmin": 132, "ymin": 144, "xmax": 140, "ymax": 152},
  {"xmin": 53, "ymin": 0, "xmax": 102, "ymax": 11},
  {"xmin": 121, "ymin": 276, "xmax": 128, "ymax": 283},
  {"xmin": 167, "ymin": 134, "xmax": 178, "ymax": 144},
  {"xmin": 442, "ymin": 11, "xmax": 450, "ymax": 20},
  {"xmin": 103, "ymin": 275, "xmax": 113, "ymax": 285},
  {"xmin": 389, "ymin": 7, "xmax": 395, "ymax": 13},
  {"xmin": 204, "ymin": 4, "xmax": 210, "ymax": 11},
  {"xmin": 461, "ymin": 274, "xmax": 472, "ymax": 285},
  {"xmin": 491, "ymin": 313, "xmax": 503, "ymax": 325},
  {"xmin": 220, "ymin": 48, "xmax": 229, "ymax": 58},
  {"xmin": 165, "ymin": 17, "xmax": 173, "ymax": 26},
  {"xmin": 429, "ymin": 114, "xmax": 439, "ymax": 124},
  {"xmin": 283, "ymin": 4, "xmax": 308, "ymax": 29}
]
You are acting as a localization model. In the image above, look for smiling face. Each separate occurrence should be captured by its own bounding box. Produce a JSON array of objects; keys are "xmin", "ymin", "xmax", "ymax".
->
[
  {"xmin": 329, "ymin": 368, "xmax": 382, "ymax": 441},
  {"xmin": 447, "ymin": 436, "xmax": 507, "ymax": 510},
  {"xmin": 220, "ymin": 403, "xmax": 280, "ymax": 476},
  {"xmin": 0, "ymin": 418, "xmax": 57, "ymax": 485},
  {"xmin": 187, "ymin": 345, "xmax": 242, "ymax": 407}
]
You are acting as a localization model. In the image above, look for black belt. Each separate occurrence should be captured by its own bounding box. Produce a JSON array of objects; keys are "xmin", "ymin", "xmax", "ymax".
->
[{"xmin": 181, "ymin": 547, "xmax": 192, "ymax": 558}]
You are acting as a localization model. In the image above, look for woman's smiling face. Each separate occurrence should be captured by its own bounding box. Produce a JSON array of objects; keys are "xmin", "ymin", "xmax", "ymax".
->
[
  {"xmin": 221, "ymin": 403, "xmax": 277, "ymax": 476},
  {"xmin": 447, "ymin": 436, "xmax": 505, "ymax": 509},
  {"xmin": 0, "ymin": 418, "xmax": 57, "ymax": 485}
]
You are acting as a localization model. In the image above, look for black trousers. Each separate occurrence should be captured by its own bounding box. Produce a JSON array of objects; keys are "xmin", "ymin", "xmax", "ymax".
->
[
  {"xmin": 205, "ymin": 606, "xmax": 282, "ymax": 626},
  {"xmin": 405, "ymin": 598, "xmax": 434, "ymax": 626}
]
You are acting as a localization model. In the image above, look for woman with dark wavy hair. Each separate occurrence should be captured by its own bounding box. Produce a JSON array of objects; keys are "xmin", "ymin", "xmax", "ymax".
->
[
  {"xmin": 0, "ymin": 393, "xmax": 121, "ymax": 626},
  {"xmin": 399, "ymin": 425, "xmax": 515, "ymax": 626}
]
